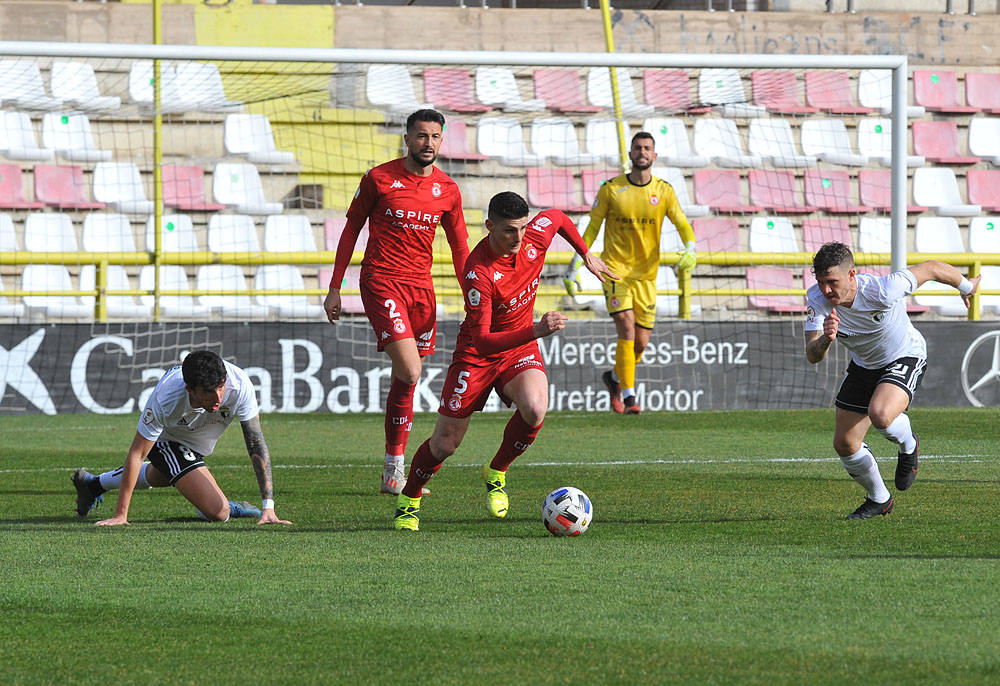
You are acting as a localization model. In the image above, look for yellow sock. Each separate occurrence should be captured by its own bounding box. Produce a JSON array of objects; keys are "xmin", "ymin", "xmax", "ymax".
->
[{"xmin": 615, "ymin": 338, "xmax": 636, "ymax": 390}]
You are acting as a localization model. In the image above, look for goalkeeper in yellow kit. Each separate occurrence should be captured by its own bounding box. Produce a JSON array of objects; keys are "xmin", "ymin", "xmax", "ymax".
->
[{"xmin": 564, "ymin": 131, "xmax": 696, "ymax": 414}]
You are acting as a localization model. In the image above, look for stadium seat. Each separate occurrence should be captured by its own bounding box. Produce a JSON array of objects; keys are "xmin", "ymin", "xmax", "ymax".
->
[
  {"xmin": 748, "ymin": 170, "xmax": 810, "ymax": 214},
  {"xmin": 0, "ymin": 111, "xmax": 53, "ymax": 161},
  {"xmin": 799, "ymin": 119, "xmax": 868, "ymax": 166},
  {"xmin": 913, "ymin": 219, "xmax": 969, "ymax": 313},
  {"xmin": 79, "ymin": 264, "xmax": 152, "ymax": 319},
  {"xmin": 530, "ymin": 117, "xmax": 604, "ymax": 166},
  {"xmin": 749, "ymin": 216, "xmax": 799, "ymax": 253},
  {"xmin": 476, "ymin": 117, "xmax": 544, "ymax": 166},
  {"xmin": 0, "ymin": 164, "xmax": 43, "ymax": 208},
  {"xmin": 22, "ymin": 264, "xmax": 92, "ymax": 319},
  {"xmin": 652, "ymin": 166, "xmax": 709, "ymax": 217},
  {"xmin": 978, "ymin": 265, "xmax": 1000, "ymax": 314},
  {"xmin": 0, "ymin": 213, "xmax": 17, "ymax": 251},
  {"xmin": 967, "ymin": 117, "xmax": 1000, "ymax": 166},
  {"xmin": 533, "ymin": 69, "xmax": 602, "ymax": 113},
  {"xmin": 642, "ymin": 70, "xmax": 710, "ymax": 114},
  {"xmin": 223, "ymin": 114, "xmax": 295, "ymax": 165},
  {"xmin": 475, "ymin": 67, "xmax": 544, "ymax": 112},
  {"xmin": 750, "ymin": 71, "xmax": 817, "ymax": 114},
  {"xmin": 207, "ymin": 214, "xmax": 261, "ymax": 252},
  {"xmin": 857, "ymin": 216, "xmax": 892, "ymax": 253},
  {"xmin": 34, "ymin": 164, "xmax": 105, "ymax": 210},
  {"xmin": 586, "ymin": 67, "xmax": 653, "ymax": 117},
  {"xmin": 966, "ymin": 170, "xmax": 1000, "ymax": 212},
  {"xmin": 856, "ymin": 118, "xmax": 925, "ymax": 167},
  {"xmin": 212, "ymin": 162, "xmax": 283, "ymax": 215},
  {"xmin": 581, "ymin": 168, "xmax": 616, "ymax": 206},
  {"xmin": 162, "ymin": 165, "xmax": 225, "ymax": 211},
  {"xmin": 526, "ymin": 168, "xmax": 589, "ymax": 212},
  {"xmin": 804, "ymin": 71, "xmax": 872, "ymax": 114},
  {"xmin": 173, "ymin": 62, "xmax": 240, "ymax": 112},
  {"xmin": 692, "ymin": 169, "xmax": 760, "ymax": 214},
  {"xmin": 138, "ymin": 265, "xmax": 212, "ymax": 318},
  {"xmin": 692, "ymin": 118, "xmax": 762, "ymax": 168},
  {"xmin": 912, "ymin": 167, "xmax": 980, "ymax": 216},
  {"xmin": 857, "ymin": 169, "xmax": 927, "ymax": 214},
  {"xmin": 196, "ymin": 264, "xmax": 270, "ymax": 319},
  {"xmin": 584, "ymin": 119, "xmax": 630, "ymax": 166},
  {"xmin": 656, "ymin": 265, "xmax": 701, "ymax": 317},
  {"xmin": 857, "ymin": 69, "xmax": 925, "ymax": 117},
  {"xmin": 422, "ymin": 68, "xmax": 491, "ymax": 113},
  {"xmin": 82, "ymin": 213, "xmax": 137, "ymax": 252},
  {"xmin": 692, "ymin": 217, "xmax": 741, "ymax": 252},
  {"xmin": 254, "ymin": 265, "xmax": 324, "ymax": 319},
  {"xmin": 970, "ymin": 216, "xmax": 1000, "ymax": 252},
  {"xmin": 802, "ymin": 218, "xmax": 852, "ymax": 251},
  {"xmin": 912, "ymin": 70, "xmax": 978, "ymax": 114},
  {"xmin": 325, "ymin": 216, "xmax": 369, "ymax": 253},
  {"xmin": 49, "ymin": 61, "xmax": 120, "ymax": 111},
  {"xmin": 128, "ymin": 60, "xmax": 189, "ymax": 114},
  {"xmin": 643, "ymin": 117, "xmax": 709, "ymax": 168},
  {"xmin": 0, "ymin": 273, "xmax": 26, "ymax": 318},
  {"xmin": 366, "ymin": 64, "xmax": 432, "ymax": 114},
  {"xmin": 0, "ymin": 60, "xmax": 62, "ymax": 110},
  {"xmin": 964, "ymin": 72, "xmax": 1000, "ymax": 114},
  {"xmin": 92, "ymin": 162, "xmax": 154, "ymax": 214},
  {"xmin": 747, "ymin": 118, "xmax": 815, "ymax": 168},
  {"xmin": 697, "ymin": 68, "xmax": 766, "ymax": 118},
  {"xmin": 746, "ymin": 266, "xmax": 807, "ymax": 313},
  {"xmin": 911, "ymin": 121, "xmax": 979, "ymax": 165},
  {"xmin": 804, "ymin": 169, "xmax": 869, "ymax": 214},
  {"xmin": 146, "ymin": 214, "xmax": 200, "ymax": 252},
  {"xmin": 24, "ymin": 212, "xmax": 77, "ymax": 252},
  {"xmin": 41, "ymin": 112, "xmax": 112, "ymax": 162},
  {"xmin": 264, "ymin": 214, "xmax": 316, "ymax": 252},
  {"xmin": 438, "ymin": 120, "xmax": 488, "ymax": 161}
]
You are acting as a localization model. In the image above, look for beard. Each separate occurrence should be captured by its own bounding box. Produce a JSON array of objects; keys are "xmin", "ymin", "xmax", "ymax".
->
[
  {"xmin": 630, "ymin": 158, "xmax": 652, "ymax": 171},
  {"xmin": 409, "ymin": 150, "xmax": 436, "ymax": 168}
]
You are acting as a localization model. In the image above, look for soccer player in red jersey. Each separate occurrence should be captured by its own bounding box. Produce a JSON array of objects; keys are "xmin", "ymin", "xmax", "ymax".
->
[
  {"xmin": 392, "ymin": 191, "xmax": 615, "ymax": 531},
  {"xmin": 323, "ymin": 109, "xmax": 470, "ymax": 495}
]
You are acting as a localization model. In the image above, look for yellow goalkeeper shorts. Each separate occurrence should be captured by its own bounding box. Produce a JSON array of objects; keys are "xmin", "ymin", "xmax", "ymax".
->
[{"xmin": 602, "ymin": 276, "xmax": 656, "ymax": 329}]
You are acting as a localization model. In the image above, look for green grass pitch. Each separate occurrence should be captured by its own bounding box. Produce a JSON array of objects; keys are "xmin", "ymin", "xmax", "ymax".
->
[{"xmin": 2, "ymin": 408, "xmax": 998, "ymax": 685}]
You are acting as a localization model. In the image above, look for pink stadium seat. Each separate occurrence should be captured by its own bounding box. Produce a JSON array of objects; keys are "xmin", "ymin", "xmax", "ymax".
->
[
  {"xmin": 748, "ymin": 170, "xmax": 811, "ymax": 214},
  {"xmin": 911, "ymin": 121, "xmax": 979, "ymax": 165},
  {"xmin": 692, "ymin": 170, "xmax": 760, "ymax": 214},
  {"xmin": 423, "ymin": 69, "xmax": 491, "ymax": 113},
  {"xmin": 34, "ymin": 164, "xmax": 104, "ymax": 210},
  {"xmin": 642, "ymin": 70, "xmax": 710, "ymax": 114},
  {"xmin": 751, "ymin": 71, "xmax": 817, "ymax": 114},
  {"xmin": 804, "ymin": 71, "xmax": 871, "ymax": 114},
  {"xmin": 804, "ymin": 169, "xmax": 869, "ymax": 214},
  {"xmin": 163, "ymin": 165, "xmax": 225, "ymax": 211},
  {"xmin": 526, "ymin": 168, "xmax": 589, "ymax": 212},
  {"xmin": 746, "ymin": 266, "xmax": 807, "ymax": 313},
  {"xmin": 966, "ymin": 169, "xmax": 1000, "ymax": 212},
  {"xmin": 324, "ymin": 217, "xmax": 368, "ymax": 252},
  {"xmin": 692, "ymin": 217, "xmax": 740, "ymax": 252},
  {"xmin": 802, "ymin": 218, "xmax": 852, "ymax": 252},
  {"xmin": 533, "ymin": 69, "xmax": 602, "ymax": 113},
  {"xmin": 912, "ymin": 70, "xmax": 978, "ymax": 114},
  {"xmin": 965, "ymin": 72, "xmax": 1000, "ymax": 114},
  {"xmin": 439, "ymin": 120, "xmax": 488, "ymax": 161},
  {"xmin": 318, "ymin": 266, "xmax": 365, "ymax": 313},
  {"xmin": 581, "ymin": 168, "xmax": 616, "ymax": 206},
  {"xmin": 857, "ymin": 169, "xmax": 927, "ymax": 213},
  {"xmin": 0, "ymin": 164, "xmax": 43, "ymax": 209}
]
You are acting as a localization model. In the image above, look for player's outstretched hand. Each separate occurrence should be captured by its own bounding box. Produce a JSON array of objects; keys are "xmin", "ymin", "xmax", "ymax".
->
[
  {"xmin": 961, "ymin": 274, "xmax": 982, "ymax": 309},
  {"xmin": 257, "ymin": 509, "xmax": 293, "ymax": 526},
  {"xmin": 95, "ymin": 515, "xmax": 129, "ymax": 527},
  {"xmin": 323, "ymin": 290, "xmax": 342, "ymax": 323},
  {"xmin": 677, "ymin": 240, "xmax": 697, "ymax": 271},
  {"xmin": 583, "ymin": 252, "xmax": 617, "ymax": 283},
  {"xmin": 534, "ymin": 311, "xmax": 568, "ymax": 338},
  {"xmin": 823, "ymin": 308, "xmax": 839, "ymax": 341}
]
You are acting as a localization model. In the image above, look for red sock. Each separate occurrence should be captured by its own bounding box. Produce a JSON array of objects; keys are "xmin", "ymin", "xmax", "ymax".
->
[
  {"xmin": 401, "ymin": 440, "xmax": 443, "ymax": 498},
  {"xmin": 489, "ymin": 411, "xmax": 543, "ymax": 472},
  {"xmin": 385, "ymin": 378, "xmax": 415, "ymax": 456}
]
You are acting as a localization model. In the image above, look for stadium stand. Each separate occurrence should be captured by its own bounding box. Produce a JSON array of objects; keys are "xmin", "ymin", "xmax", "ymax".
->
[
  {"xmin": 92, "ymin": 162, "xmax": 155, "ymax": 214},
  {"xmin": 693, "ymin": 118, "xmax": 762, "ymax": 168},
  {"xmin": 857, "ymin": 168, "xmax": 927, "ymax": 213},
  {"xmin": 422, "ymin": 68, "xmax": 492, "ymax": 114},
  {"xmin": 799, "ymin": 119, "xmax": 869, "ymax": 166},
  {"xmin": 0, "ymin": 59, "xmax": 62, "ymax": 110},
  {"xmin": 911, "ymin": 120, "xmax": 980, "ymax": 164},
  {"xmin": 0, "ymin": 111, "xmax": 53, "ymax": 161},
  {"xmin": 965, "ymin": 72, "xmax": 1000, "ymax": 114},
  {"xmin": 34, "ymin": 164, "xmax": 105, "ymax": 210},
  {"xmin": 652, "ymin": 166, "xmax": 709, "ymax": 217},
  {"xmin": 526, "ymin": 168, "xmax": 589, "ymax": 212},
  {"xmin": 858, "ymin": 69, "xmax": 926, "ymax": 117},
  {"xmin": 749, "ymin": 216, "xmax": 799, "ymax": 253},
  {"xmin": 697, "ymin": 68, "xmax": 766, "ymax": 118},
  {"xmin": 530, "ymin": 117, "xmax": 604, "ymax": 165},
  {"xmin": 264, "ymin": 214, "xmax": 317, "ymax": 252},
  {"xmin": 804, "ymin": 169, "xmax": 869, "ymax": 214},
  {"xmin": 856, "ymin": 118, "xmax": 925, "ymax": 167},
  {"xmin": 21, "ymin": 264, "xmax": 92, "ymax": 319},
  {"xmin": 0, "ymin": 164, "xmax": 44, "ymax": 208},
  {"xmin": 533, "ymin": 69, "xmax": 602, "ymax": 113},
  {"xmin": 254, "ymin": 265, "xmax": 324, "ymax": 319},
  {"xmin": 475, "ymin": 67, "xmax": 544, "ymax": 112},
  {"xmin": 79, "ymin": 265, "xmax": 151, "ymax": 319},
  {"xmin": 0, "ymin": 273, "xmax": 26, "ymax": 318},
  {"xmin": 366, "ymin": 64, "xmax": 432, "ymax": 114},
  {"xmin": 747, "ymin": 118, "xmax": 815, "ymax": 168},
  {"xmin": 748, "ymin": 170, "xmax": 810, "ymax": 213},
  {"xmin": 207, "ymin": 214, "xmax": 261, "ymax": 252},
  {"xmin": 476, "ymin": 117, "xmax": 544, "ymax": 166},
  {"xmin": 858, "ymin": 216, "xmax": 892, "ymax": 252},
  {"xmin": 146, "ymin": 214, "xmax": 200, "ymax": 252},
  {"xmin": 0, "ymin": 213, "xmax": 17, "ymax": 251},
  {"xmin": 212, "ymin": 162, "xmax": 282, "ymax": 214},
  {"xmin": 693, "ymin": 169, "xmax": 761, "ymax": 214},
  {"xmin": 692, "ymin": 216, "xmax": 741, "ymax": 251},
  {"xmin": 162, "ymin": 165, "xmax": 225, "ymax": 211},
  {"xmin": 138, "ymin": 265, "xmax": 212, "ymax": 319},
  {"xmin": 643, "ymin": 117, "xmax": 709, "ymax": 167},
  {"xmin": 82, "ymin": 213, "xmax": 137, "ymax": 252},
  {"xmin": 584, "ymin": 119, "xmax": 629, "ymax": 165},
  {"xmin": 912, "ymin": 70, "xmax": 978, "ymax": 114},
  {"xmin": 224, "ymin": 114, "xmax": 295, "ymax": 165},
  {"xmin": 41, "ymin": 112, "xmax": 111, "ymax": 162},
  {"xmin": 438, "ymin": 119, "xmax": 488, "ymax": 161},
  {"xmin": 970, "ymin": 216, "xmax": 1000, "ymax": 252},
  {"xmin": 49, "ymin": 61, "xmax": 121, "ymax": 112},
  {"xmin": 912, "ymin": 167, "xmax": 981, "ymax": 216},
  {"xmin": 586, "ymin": 67, "xmax": 653, "ymax": 117},
  {"xmin": 804, "ymin": 71, "xmax": 872, "ymax": 114},
  {"xmin": 967, "ymin": 117, "xmax": 1000, "ymax": 165},
  {"xmin": 24, "ymin": 212, "xmax": 77, "ymax": 252},
  {"xmin": 802, "ymin": 218, "xmax": 852, "ymax": 251},
  {"xmin": 581, "ymin": 168, "xmax": 616, "ymax": 206},
  {"xmin": 746, "ymin": 266, "xmax": 807, "ymax": 313},
  {"xmin": 966, "ymin": 170, "xmax": 1000, "ymax": 212},
  {"xmin": 196, "ymin": 264, "xmax": 270, "ymax": 319},
  {"xmin": 642, "ymin": 70, "xmax": 710, "ymax": 114},
  {"xmin": 750, "ymin": 70, "xmax": 817, "ymax": 114}
]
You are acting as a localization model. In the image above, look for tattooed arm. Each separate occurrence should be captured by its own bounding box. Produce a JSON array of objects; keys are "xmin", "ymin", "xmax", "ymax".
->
[{"xmin": 240, "ymin": 415, "xmax": 292, "ymax": 525}]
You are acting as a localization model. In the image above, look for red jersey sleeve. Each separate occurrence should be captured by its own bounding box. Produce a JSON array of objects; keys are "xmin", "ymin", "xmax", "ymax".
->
[
  {"xmin": 552, "ymin": 209, "xmax": 589, "ymax": 255},
  {"xmin": 329, "ymin": 171, "xmax": 376, "ymax": 289},
  {"xmin": 463, "ymin": 264, "xmax": 536, "ymax": 356},
  {"xmin": 441, "ymin": 195, "xmax": 470, "ymax": 284}
]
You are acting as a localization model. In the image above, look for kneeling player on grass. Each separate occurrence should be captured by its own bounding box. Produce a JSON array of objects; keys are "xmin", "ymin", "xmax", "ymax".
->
[
  {"xmin": 804, "ymin": 242, "xmax": 980, "ymax": 520},
  {"xmin": 72, "ymin": 350, "xmax": 292, "ymax": 527},
  {"xmin": 393, "ymin": 191, "xmax": 615, "ymax": 531}
]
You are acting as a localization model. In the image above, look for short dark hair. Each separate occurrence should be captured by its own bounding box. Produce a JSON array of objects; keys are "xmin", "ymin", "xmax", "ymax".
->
[
  {"xmin": 406, "ymin": 108, "xmax": 445, "ymax": 133},
  {"xmin": 182, "ymin": 350, "xmax": 227, "ymax": 390},
  {"xmin": 488, "ymin": 191, "xmax": 530, "ymax": 223},
  {"xmin": 631, "ymin": 131, "xmax": 655, "ymax": 148},
  {"xmin": 812, "ymin": 242, "xmax": 855, "ymax": 276}
]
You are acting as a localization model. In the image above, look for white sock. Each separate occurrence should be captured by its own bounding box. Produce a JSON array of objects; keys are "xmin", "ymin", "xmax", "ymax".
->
[
  {"xmin": 875, "ymin": 413, "xmax": 917, "ymax": 454},
  {"xmin": 841, "ymin": 444, "xmax": 891, "ymax": 503},
  {"xmin": 384, "ymin": 454, "xmax": 403, "ymax": 471},
  {"xmin": 622, "ymin": 387, "xmax": 636, "ymax": 400},
  {"xmin": 98, "ymin": 462, "xmax": 151, "ymax": 491}
]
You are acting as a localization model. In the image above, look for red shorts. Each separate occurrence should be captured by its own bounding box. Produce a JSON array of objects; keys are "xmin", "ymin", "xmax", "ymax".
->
[
  {"xmin": 438, "ymin": 341, "xmax": 546, "ymax": 418},
  {"xmin": 360, "ymin": 273, "xmax": 436, "ymax": 355}
]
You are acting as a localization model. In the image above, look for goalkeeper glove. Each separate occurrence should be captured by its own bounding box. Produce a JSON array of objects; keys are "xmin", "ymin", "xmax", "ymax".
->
[
  {"xmin": 562, "ymin": 253, "xmax": 584, "ymax": 295},
  {"xmin": 677, "ymin": 240, "xmax": 697, "ymax": 271}
]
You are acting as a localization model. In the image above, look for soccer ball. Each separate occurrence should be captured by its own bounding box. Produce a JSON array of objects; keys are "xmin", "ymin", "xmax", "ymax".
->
[{"xmin": 542, "ymin": 486, "xmax": 592, "ymax": 537}]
